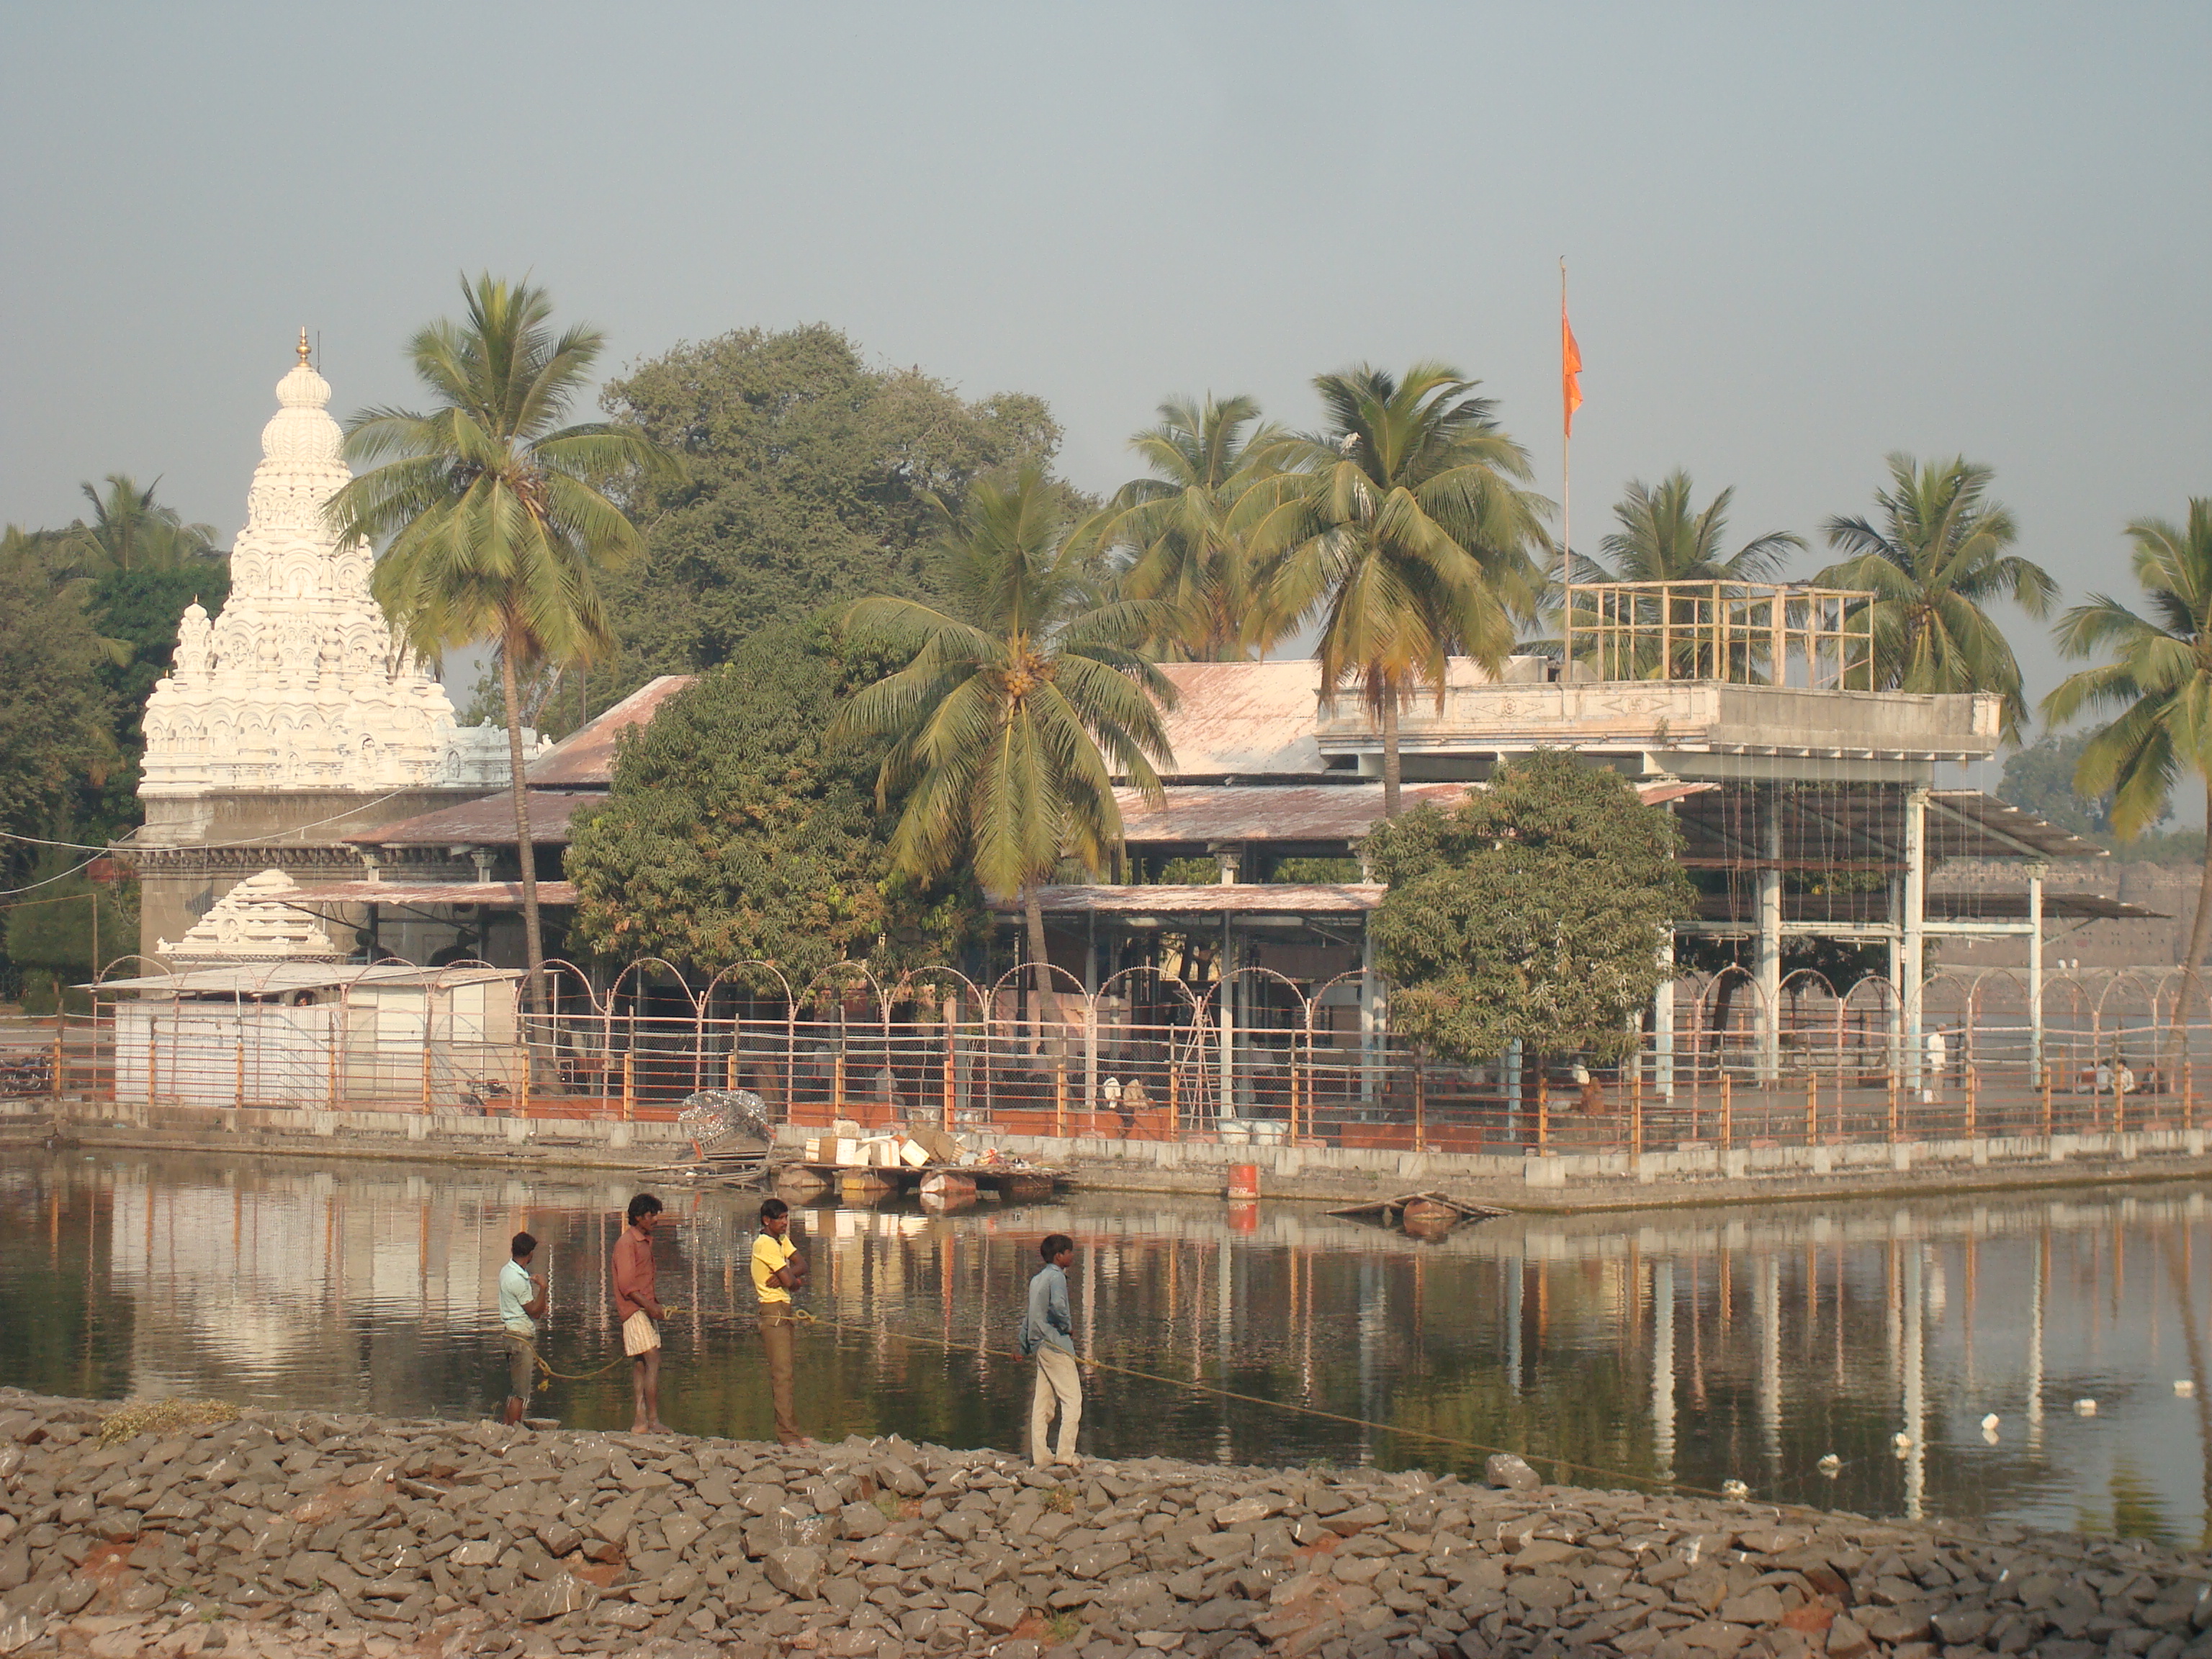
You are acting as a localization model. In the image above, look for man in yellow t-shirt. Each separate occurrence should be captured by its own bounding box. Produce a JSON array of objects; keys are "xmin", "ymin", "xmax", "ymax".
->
[{"xmin": 751, "ymin": 1197, "xmax": 811, "ymax": 1446}]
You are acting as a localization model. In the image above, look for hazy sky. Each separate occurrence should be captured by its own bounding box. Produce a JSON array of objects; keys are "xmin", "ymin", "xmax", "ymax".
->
[{"xmin": 4, "ymin": 2, "xmax": 2208, "ymax": 712}]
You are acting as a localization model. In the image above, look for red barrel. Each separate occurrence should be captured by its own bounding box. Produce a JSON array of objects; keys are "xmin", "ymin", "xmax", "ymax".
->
[{"xmin": 1227, "ymin": 1163, "xmax": 1260, "ymax": 1200}]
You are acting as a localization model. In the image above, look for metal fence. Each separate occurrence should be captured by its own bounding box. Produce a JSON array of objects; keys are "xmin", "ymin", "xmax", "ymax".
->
[{"xmin": 22, "ymin": 956, "xmax": 2212, "ymax": 1156}]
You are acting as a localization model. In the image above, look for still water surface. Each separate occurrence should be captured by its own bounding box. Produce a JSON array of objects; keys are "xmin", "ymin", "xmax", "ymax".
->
[{"xmin": 2, "ymin": 1150, "xmax": 2207, "ymax": 1542}]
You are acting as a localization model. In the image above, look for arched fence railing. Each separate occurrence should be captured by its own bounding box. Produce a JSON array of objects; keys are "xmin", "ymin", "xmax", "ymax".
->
[{"xmin": 38, "ymin": 958, "xmax": 2212, "ymax": 1155}]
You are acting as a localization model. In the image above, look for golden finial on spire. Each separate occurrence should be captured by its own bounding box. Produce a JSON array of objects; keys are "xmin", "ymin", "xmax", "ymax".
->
[{"xmin": 297, "ymin": 328, "xmax": 312, "ymax": 366}]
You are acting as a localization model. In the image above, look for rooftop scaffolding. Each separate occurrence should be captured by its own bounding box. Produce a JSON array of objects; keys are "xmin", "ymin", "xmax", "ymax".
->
[{"xmin": 1563, "ymin": 579, "xmax": 1875, "ymax": 690}]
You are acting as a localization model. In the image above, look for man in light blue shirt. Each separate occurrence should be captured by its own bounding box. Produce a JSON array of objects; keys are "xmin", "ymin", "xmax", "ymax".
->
[
  {"xmin": 1022, "ymin": 1233, "xmax": 1080, "ymax": 1468},
  {"xmin": 498, "ymin": 1232, "xmax": 547, "ymax": 1426}
]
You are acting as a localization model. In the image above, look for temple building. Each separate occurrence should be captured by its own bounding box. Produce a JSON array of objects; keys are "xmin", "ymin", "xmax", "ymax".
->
[{"xmin": 128, "ymin": 336, "xmax": 539, "ymax": 957}]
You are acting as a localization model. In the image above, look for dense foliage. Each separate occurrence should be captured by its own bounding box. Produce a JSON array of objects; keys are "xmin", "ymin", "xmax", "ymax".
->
[
  {"xmin": 326, "ymin": 274, "xmax": 679, "ymax": 1017},
  {"xmin": 1814, "ymin": 453, "xmax": 2056, "ymax": 739},
  {"xmin": 2044, "ymin": 499, "xmax": 2212, "ymax": 976},
  {"xmin": 1364, "ymin": 752, "xmax": 1694, "ymax": 1062},
  {"xmin": 832, "ymin": 467, "xmax": 1175, "ymax": 1026},
  {"xmin": 0, "ymin": 532, "xmax": 120, "ymax": 872},
  {"xmin": 1998, "ymin": 728, "xmax": 2128, "ymax": 840},
  {"xmin": 565, "ymin": 622, "xmax": 976, "ymax": 986},
  {"xmin": 595, "ymin": 325, "xmax": 1070, "ymax": 697},
  {"xmin": 1243, "ymin": 362, "xmax": 1550, "ymax": 816}
]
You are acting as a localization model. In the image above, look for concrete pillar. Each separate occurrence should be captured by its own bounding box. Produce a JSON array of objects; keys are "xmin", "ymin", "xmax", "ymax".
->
[
  {"xmin": 1902, "ymin": 1243, "xmax": 1926, "ymax": 1521},
  {"xmin": 1652, "ymin": 1258, "xmax": 1676, "ymax": 1476},
  {"xmin": 1902, "ymin": 787, "xmax": 1929, "ymax": 1093},
  {"xmin": 1755, "ymin": 792, "xmax": 1782, "ymax": 1083},
  {"xmin": 1359, "ymin": 918, "xmax": 1383, "ymax": 1105},
  {"xmin": 1653, "ymin": 934, "xmax": 1676, "ymax": 1100},
  {"xmin": 1758, "ymin": 1251, "xmax": 1781, "ymax": 1475},
  {"xmin": 1218, "ymin": 914, "xmax": 1235, "ymax": 1122},
  {"xmin": 2028, "ymin": 868, "xmax": 2046, "ymax": 1084},
  {"xmin": 1506, "ymin": 1253, "xmax": 1524, "ymax": 1397},
  {"xmin": 2027, "ymin": 1237, "xmax": 2046, "ymax": 1452},
  {"xmin": 1084, "ymin": 914, "xmax": 1099, "ymax": 1112},
  {"xmin": 1886, "ymin": 877, "xmax": 1905, "ymax": 1079}
]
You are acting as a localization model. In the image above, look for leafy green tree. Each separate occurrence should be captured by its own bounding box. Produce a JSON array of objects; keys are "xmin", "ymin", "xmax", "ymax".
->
[
  {"xmin": 595, "ymin": 325, "xmax": 1069, "ymax": 697},
  {"xmin": 1087, "ymin": 394, "xmax": 1279, "ymax": 662},
  {"xmin": 2, "ymin": 852, "xmax": 135, "ymax": 1008},
  {"xmin": 2044, "ymin": 500, "xmax": 2212, "ymax": 978},
  {"xmin": 1569, "ymin": 470, "xmax": 1804, "ymax": 678},
  {"xmin": 1247, "ymin": 363, "xmax": 1550, "ymax": 817},
  {"xmin": 0, "ymin": 529, "xmax": 117, "ymax": 880},
  {"xmin": 832, "ymin": 465, "xmax": 1176, "ymax": 1033},
  {"xmin": 61, "ymin": 474, "xmax": 220, "ymax": 575},
  {"xmin": 1363, "ymin": 751, "xmax": 1694, "ymax": 1064},
  {"xmin": 325, "ymin": 274, "xmax": 678, "ymax": 1020},
  {"xmin": 1995, "ymin": 727, "xmax": 2143, "ymax": 840},
  {"xmin": 1814, "ymin": 454, "xmax": 2056, "ymax": 738},
  {"xmin": 565, "ymin": 622, "xmax": 976, "ymax": 982},
  {"xmin": 76, "ymin": 561, "xmax": 235, "ymax": 837}
]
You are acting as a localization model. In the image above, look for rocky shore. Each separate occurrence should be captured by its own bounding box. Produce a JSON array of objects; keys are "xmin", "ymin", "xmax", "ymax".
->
[{"xmin": 0, "ymin": 1390, "xmax": 2207, "ymax": 1659}]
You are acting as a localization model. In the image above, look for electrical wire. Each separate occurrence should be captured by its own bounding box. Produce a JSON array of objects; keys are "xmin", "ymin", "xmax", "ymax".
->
[
  {"xmin": 0, "ymin": 851, "xmax": 105, "ymax": 899},
  {"xmin": 0, "ymin": 830, "xmax": 116, "ymax": 854}
]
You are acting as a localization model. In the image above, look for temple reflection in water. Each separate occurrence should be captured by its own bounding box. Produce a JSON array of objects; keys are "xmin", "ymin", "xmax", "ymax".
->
[{"xmin": 0, "ymin": 1151, "xmax": 2204, "ymax": 1542}]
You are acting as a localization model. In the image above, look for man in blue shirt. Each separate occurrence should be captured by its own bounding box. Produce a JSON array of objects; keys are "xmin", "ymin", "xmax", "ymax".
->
[
  {"xmin": 497, "ymin": 1231, "xmax": 547, "ymax": 1426},
  {"xmin": 1022, "ymin": 1233, "xmax": 1080, "ymax": 1468}
]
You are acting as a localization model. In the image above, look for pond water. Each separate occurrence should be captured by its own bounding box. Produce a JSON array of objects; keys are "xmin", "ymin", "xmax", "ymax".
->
[{"xmin": 1, "ymin": 1148, "xmax": 2207, "ymax": 1542}]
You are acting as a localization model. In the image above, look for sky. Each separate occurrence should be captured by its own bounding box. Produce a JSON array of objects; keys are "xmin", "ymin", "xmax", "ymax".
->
[{"xmin": 4, "ymin": 2, "xmax": 2208, "ymax": 721}]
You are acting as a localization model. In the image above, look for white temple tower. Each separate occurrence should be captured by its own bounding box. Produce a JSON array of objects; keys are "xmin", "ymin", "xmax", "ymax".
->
[{"xmin": 132, "ymin": 335, "xmax": 538, "ymax": 956}]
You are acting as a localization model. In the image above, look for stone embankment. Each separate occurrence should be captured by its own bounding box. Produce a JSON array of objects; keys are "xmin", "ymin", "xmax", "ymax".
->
[{"xmin": 0, "ymin": 1390, "xmax": 2208, "ymax": 1659}]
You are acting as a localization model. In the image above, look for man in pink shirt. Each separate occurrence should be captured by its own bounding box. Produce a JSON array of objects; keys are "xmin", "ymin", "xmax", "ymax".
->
[{"xmin": 611, "ymin": 1192, "xmax": 669, "ymax": 1433}]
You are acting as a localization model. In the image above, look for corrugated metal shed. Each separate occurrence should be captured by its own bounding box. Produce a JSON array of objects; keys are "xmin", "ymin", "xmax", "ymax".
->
[
  {"xmin": 992, "ymin": 884, "xmax": 1383, "ymax": 917},
  {"xmin": 526, "ymin": 675, "xmax": 696, "ymax": 786},
  {"xmin": 1115, "ymin": 778, "xmax": 1713, "ymax": 847},
  {"xmin": 343, "ymin": 791, "xmax": 599, "ymax": 848},
  {"xmin": 89, "ymin": 963, "xmax": 522, "ymax": 996},
  {"xmin": 1151, "ymin": 661, "xmax": 1326, "ymax": 777},
  {"xmin": 288, "ymin": 881, "xmax": 579, "ymax": 906}
]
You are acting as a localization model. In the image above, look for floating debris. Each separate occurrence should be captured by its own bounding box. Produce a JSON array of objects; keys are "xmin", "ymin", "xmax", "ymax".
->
[
  {"xmin": 1892, "ymin": 1431, "xmax": 1914, "ymax": 1451},
  {"xmin": 1722, "ymin": 1479, "xmax": 1750, "ymax": 1500},
  {"xmin": 2074, "ymin": 1398, "xmax": 2098, "ymax": 1416},
  {"xmin": 2177, "ymin": 1380, "xmax": 2197, "ymax": 1398},
  {"xmin": 1816, "ymin": 1453, "xmax": 1841, "ymax": 1475},
  {"xmin": 98, "ymin": 1396, "xmax": 239, "ymax": 1447}
]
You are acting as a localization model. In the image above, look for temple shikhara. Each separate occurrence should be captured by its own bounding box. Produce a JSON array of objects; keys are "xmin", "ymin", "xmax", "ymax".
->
[{"xmin": 129, "ymin": 336, "xmax": 537, "ymax": 956}]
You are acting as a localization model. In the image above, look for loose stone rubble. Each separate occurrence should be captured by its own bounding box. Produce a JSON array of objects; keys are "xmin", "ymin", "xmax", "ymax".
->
[{"xmin": 0, "ymin": 1390, "xmax": 2208, "ymax": 1659}]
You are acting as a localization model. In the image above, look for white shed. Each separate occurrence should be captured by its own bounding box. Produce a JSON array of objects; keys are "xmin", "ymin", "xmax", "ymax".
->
[{"xmin": 94, "ymin": 963, "xmax": 524, "ymax": 1110}]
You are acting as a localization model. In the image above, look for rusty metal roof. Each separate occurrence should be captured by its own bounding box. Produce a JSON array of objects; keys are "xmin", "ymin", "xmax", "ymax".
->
[
  {"xmin": 526, "ymin": 675, "xmax": 696, "ymax": 786},
  {"xmin": 1150, "ymin": 661, "xmax": 1326, "ymax": 778},
  {"xmin": 992, "ymin": 883, "xmax": 1384, "ymax": 917},
  {"xmin": 1668, "ymin": 786, "xmax": 2104, "ymax": 866},
  {"xmin": 1115, "ymin": 778, "xmax": 1713, "ymax": 847},
  {"xmin": 343, "ymin": 791, "xmax": 599, "ymax": 848},
  {"xmin": 88, "ymin": 963, "xmax": 523, "ymax": 996},
  {"xmin": 288, "ymin": 880, "xmax": 580, "ymax": 907}
]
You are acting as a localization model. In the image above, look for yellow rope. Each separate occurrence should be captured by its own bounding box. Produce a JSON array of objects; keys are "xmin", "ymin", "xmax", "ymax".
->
[
  {"xmin": 788, "ymin": 1308, "xmax": 1795, "ymax": 1512},
  {"xmin": 522, "ymin": 1308, "xmax": 691, "ymax": 1388}
]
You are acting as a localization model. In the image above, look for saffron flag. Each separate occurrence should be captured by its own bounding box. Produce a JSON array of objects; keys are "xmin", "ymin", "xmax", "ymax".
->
[{"xmin": 1562, "ymin": 302, "xmax": 1583, "ymax": 439}]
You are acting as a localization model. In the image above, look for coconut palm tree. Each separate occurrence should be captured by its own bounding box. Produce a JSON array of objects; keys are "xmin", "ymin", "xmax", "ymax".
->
[
  {"xmin": 63, "ymin": 475, "xmax": 220, "ymax": 575},
  {"xmin": 832, "ymin": 463, "xmax": 1176, "ymax": 1038},
  {"xmin": 2043, "ymin": 500, "xmax": 2212, "ymax": 986},
  {"xmin": 1814, "ymin": 454, "xmax": 2056, "ymax": 738},
  {"xmin": 324, "ymin": 274, "xmax": 678, "ymax": 1022},
  {"xmin": 1087, "ymin": 394, "xmax": 1280, "ymax": 661},
  {"xmin": 1246, "ymin": 362, "xmax": 1549, "ymax": 817},
  {"xmin": 1569, "ymin": 470, "xmax": 1804, "ymax": 680}
]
